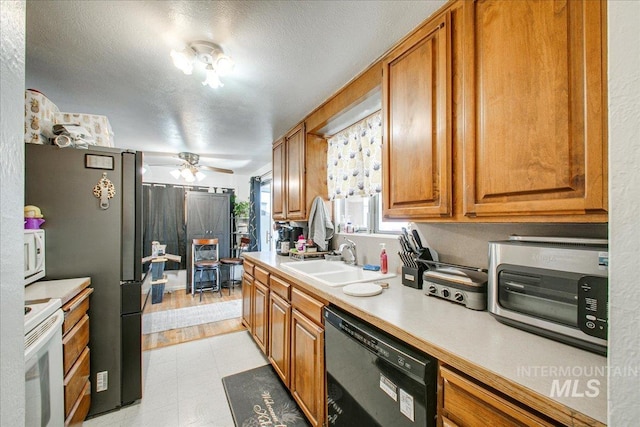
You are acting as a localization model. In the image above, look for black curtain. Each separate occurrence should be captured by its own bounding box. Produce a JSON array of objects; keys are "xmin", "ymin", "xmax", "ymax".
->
[
  {"xmin": 248, "ymin": 177, "xmax": 261, "ymax": 251},
  {"xmin": 142, "ymin": 185, "xmax": 187, "ymax": 269}
]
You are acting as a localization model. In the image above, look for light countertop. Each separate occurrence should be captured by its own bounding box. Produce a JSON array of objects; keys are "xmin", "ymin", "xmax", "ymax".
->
[
  {"xmin": 25, "ymin": 277, "xmax": 91, "ymax": 306},
  {"xmin": 243, "ymin": 251, "xmax": 607, "ymax": 425}
]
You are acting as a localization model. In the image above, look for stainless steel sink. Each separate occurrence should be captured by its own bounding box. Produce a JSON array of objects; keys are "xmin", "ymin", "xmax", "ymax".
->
[{"xmin": 280, "ymin": 260, "xmax": 396, "ymax": 287}]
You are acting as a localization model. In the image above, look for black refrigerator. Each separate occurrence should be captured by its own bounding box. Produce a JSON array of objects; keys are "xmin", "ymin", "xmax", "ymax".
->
[{"xmin": 25, "ymin": 143, "xmax": 143, "ymax": 416}]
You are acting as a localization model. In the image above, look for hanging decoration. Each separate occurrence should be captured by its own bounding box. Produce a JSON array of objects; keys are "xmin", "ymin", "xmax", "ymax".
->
[{"xmin": 93, "ymin": 172, "xmax": 115, "ymax": 210}]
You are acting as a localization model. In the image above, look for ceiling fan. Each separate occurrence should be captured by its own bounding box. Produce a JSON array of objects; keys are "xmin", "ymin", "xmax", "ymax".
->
[{"xmin": 145, "ymin": 151, "xmax": 234, "ymax": 181}]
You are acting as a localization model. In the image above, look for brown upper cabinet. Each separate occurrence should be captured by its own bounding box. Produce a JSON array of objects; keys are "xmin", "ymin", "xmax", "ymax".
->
[
  {"xmin": 382, "ymin": 12, "xmax": 452, "ymax": 219},
  {"xmin": 285, "ymin": 124, "xmax": 306, "ymax": 220},
  {"xmin": 279, "ymin": 0, "xmax": 607, "ymax": 223},
  {"xmin": 272, "ymin": 137, "xmax": 286, "ymax": 220},
  {"xmin": 462, "ymin": 0, "xmax": 607, "ymax": 220},
  {"xmin": 272, "ymin": 123, "xmax": 305, "ymax": 220},
  {"xmin": 380, "ymin": 0, "xmax": 607, "ymax": 222},
  {"xmin": 272, "ymin": 123, "xmax": 328, "ymax": 221}
]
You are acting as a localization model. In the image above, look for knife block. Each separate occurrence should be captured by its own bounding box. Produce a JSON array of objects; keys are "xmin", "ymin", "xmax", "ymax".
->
[{"xmin": 402, "ymin": 265, "xmax": 426, "ymax": 289}]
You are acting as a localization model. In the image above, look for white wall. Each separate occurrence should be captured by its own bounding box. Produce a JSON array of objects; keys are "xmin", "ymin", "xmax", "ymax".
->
[
  {"xmin": 608, "ymin": 1, "xmax": 640, "ymax": 425},
  {"xmin": 0, "ymin": 2, "xmax": 26, "ymax": 426}
]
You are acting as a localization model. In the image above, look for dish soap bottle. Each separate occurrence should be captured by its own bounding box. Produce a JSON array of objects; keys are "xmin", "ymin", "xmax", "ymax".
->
[
  {"xmin": 297, "ymin": 234, "xmax": 306, "ymax": 252},
  {"xmin": 380, "ymin": 243, "xmax": 388, "ymax": 274}
]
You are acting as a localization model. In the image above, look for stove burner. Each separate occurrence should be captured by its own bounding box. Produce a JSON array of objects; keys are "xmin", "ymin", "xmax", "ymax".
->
[{"xmin": 25, "ymin": 306, "xmax": 32, "ymax": 315}]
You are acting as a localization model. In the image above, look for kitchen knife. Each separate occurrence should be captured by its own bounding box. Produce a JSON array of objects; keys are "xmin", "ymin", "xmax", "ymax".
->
[
  {"xmin": 412, "ymin": 229, "xmax": 423, "ymax": 249},
  {"xmin": 408, "ymin": 234, "xmax": 419, "ymax": 253},
  {"xmin": 402, "ymin": 227, "xmax": 417, "ymax": 253},
  {"xmin": 398, "ymin": 251, "xmax": 407, "ymax": 267},
  {"xmin": 398, "ymin": 235, "xmax": 410, "ymax": 253},
  {"xmin": 403, "ymin": 251, "xmax": 412, "ymax": 267}
]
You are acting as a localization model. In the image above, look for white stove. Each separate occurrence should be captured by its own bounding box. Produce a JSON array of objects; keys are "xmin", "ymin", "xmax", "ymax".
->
[
  {"xmin": 25, "ymin": 298, "xmax": 61, "ymax": 334},
  {"xmin": 24, "ymin": 297, "xmax": 64, "ymax": 427}
]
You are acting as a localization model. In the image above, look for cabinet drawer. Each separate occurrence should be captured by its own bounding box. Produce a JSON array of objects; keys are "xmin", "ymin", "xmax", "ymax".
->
[
  {"xmin": 291, "ymin": 287, "xmax": 324, "ymax": 325},
  {"xmin": 441, "ymin": 366, "xmax": 553, "ymax": 426},
  {"xmin": 243, "ymin": 260, "xmax": 255, "ymax": 277},
  {"xmin": 64, "ymin": 347, "xmax": 90, "ymax": 417},
  {"xmin": 64, "ymin": 380, "xmax": 90, "ymax": 427},
  {"xmin": 254, "ymin": 266, "xmax": 270, "ymax": 286},
  {"xmin": 63, "ymin": 314, "xmax": 89, "ymax": 375},
  {"xmin": 62, "ymin": 288, "xmax": 93, "ymax": 335},
  {"xmin": 269, "ymin": 275, "xmax": 291, "ymax": 300}
]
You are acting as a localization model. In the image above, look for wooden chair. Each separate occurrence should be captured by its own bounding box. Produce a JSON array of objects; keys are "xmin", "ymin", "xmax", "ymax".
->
[
  {"xmin": 191, "ymin": 238, "xmax": 220, "ymax": 300},
  {"xmin": 220, "ymin": 236, "xmax": 250, "ymax": 294}
]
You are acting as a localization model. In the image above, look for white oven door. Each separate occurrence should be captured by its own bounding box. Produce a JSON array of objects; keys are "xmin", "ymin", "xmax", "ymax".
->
[{"xmin": 25, "ymin": 309, "xmax": 64, "ymax": 427}]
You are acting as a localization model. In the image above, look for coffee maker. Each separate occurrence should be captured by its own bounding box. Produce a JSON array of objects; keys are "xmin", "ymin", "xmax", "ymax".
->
[
  {"xmin": 275, "ymin": 223, "xmax": 292, "ymax": 254},
  {"xmin": 274, "ymin": 223, "xmax": 304, "ymax": 255}
]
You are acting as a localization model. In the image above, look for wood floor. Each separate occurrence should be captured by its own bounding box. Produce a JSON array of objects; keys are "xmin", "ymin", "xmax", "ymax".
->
[{"xmin": 142, "ymin": 284, "xmax": 245, "ymax": 351}]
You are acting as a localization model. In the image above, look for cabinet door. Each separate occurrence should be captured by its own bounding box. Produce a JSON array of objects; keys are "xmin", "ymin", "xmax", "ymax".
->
[
  {"xmin": 268, "ymin": 292, "xmax": 291, "ymax": 388},
  {"xmin": 382, "ymin": 13, "xmax": 452, "ymax": 219},
  {"xmin": 291, "ymin": 309, "xmax": 325, "ymax": 427},
  {"xmin": 285, "ymin": 123, "xmax": 306, "ymax": 220},
  {"xmin": 272, "ymin": 138, "xmax": 286, "ymax": 220},
  {"xmin": 441, "ymin": 366, "xmax": 554, "ymax": 426},
  {"xmin": 252, "ymin": 279, "xmax": 269, "ymax": 354},
  {"xmin": 241, "ymin": 273, "xmax": 253, "ymax": 329},
  {"xmin": 462, "ymin": 0, "xmax": 607, "ymax": 218}
]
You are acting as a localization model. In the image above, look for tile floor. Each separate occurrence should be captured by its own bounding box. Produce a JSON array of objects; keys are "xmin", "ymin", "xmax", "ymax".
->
[{"xmin": 84, "ymin": 330, "xmax": 268, "ymax": 427}]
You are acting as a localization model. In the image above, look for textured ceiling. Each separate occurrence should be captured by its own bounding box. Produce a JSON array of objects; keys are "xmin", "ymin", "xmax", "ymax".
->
[{"xmin": 25, "ymin": 0, "xmax": 446, "ymax": 174}]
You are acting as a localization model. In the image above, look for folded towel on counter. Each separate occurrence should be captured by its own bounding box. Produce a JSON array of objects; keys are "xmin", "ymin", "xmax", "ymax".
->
[
  {"xmin": 362, "ymin": 264, "xmax": 380, "ymax": 271},
  {"xmin": 307, "ymin": 196, "xmax": 334, "ymax": 251}
]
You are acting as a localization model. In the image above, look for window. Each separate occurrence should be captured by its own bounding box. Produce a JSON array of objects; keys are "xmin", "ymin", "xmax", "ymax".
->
[{"xmin": 334, "ymin": 194, "xmax": 407, "ymax": 234}]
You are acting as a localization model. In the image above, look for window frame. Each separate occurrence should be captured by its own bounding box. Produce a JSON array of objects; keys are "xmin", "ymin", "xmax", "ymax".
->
[{"xmin": 334, "ymin": 194, "xmax": 406, "ymax": 234}]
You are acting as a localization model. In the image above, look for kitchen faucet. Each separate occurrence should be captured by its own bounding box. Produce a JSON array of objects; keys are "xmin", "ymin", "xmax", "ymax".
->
[{"xmin": 338, "ymin": 237, "xmax": 358, "ymax": 266}]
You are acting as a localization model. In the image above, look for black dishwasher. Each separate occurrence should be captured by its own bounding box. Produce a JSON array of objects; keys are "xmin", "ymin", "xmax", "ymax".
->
[{"xmin": 324, "ymin": 305, "xmax": 436, "ymax": 427}]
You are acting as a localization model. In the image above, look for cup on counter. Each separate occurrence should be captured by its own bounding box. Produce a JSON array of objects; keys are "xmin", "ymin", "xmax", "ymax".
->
[{"xmin": 280, "ymin": 241, "xmax": 290, "ymax": 255}]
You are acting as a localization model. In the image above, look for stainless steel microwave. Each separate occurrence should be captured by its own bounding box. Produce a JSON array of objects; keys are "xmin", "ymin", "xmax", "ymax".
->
[
  {"xmin": 488, "ymin": 236, "xmax": 608, "ymax": 355},
  {"xmin": 24, "ymin": 229, "xmax": 46, "ymax": 285}
]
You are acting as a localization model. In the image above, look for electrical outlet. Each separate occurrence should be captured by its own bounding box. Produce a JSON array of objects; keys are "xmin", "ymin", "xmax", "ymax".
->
[{"xmin": 96, "ymin": 371, "xmax": 108, "ymax": 392}]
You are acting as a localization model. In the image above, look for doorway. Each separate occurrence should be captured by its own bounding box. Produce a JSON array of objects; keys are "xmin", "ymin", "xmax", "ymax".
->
[
  {"xmin": 260, "ymin": 177, "xmax": 273, "ymax": 251},
  {"xmin": 141, "ymin": 184, "xmax": 244, "ymax": 350}
]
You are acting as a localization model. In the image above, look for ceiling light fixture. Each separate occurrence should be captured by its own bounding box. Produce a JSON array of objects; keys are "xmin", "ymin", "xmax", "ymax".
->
[
  {"xmin": 170, "ymin": 41, "xmax": 234, "ymax": 89},
  {"xmin": 170, "ymin": 152, "xmax": 208, "ymax": 182}
]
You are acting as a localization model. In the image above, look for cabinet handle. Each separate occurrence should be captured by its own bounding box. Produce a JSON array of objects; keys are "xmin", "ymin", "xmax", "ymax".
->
[{"xmin": 65, "ymin": 288, "xmax": 94, "ymax": 313}]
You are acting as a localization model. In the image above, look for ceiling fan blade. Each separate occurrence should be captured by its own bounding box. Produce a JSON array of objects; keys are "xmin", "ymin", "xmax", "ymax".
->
[{"xmin": 200, "ymin": 165, "xmax": 234, "ymax": 175}]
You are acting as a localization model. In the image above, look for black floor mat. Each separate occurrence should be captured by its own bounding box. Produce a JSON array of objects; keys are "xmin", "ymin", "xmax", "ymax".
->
[{"xmin": 222, "ymin": 364, "xmax": 311, "ymax": 427}]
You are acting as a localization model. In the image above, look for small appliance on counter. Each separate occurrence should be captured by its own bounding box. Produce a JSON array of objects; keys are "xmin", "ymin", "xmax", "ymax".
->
[
  {"xmin": 423, "ymin": 264, "xmax": 488, "ymax": 310},
  {"xmin": 274, "ymin": 222, "xmax": 291, "ymax": 254},
  {"xmin": 274, "ymin": 222, "xmax": 304, "ymax": 256},
  {"xmin": 24, "ymin": 229, "xmax": 45, "ymax": 285},
  {"xmin": 488, "ymin": 236, "xmax": 608, "ymax": 355}
]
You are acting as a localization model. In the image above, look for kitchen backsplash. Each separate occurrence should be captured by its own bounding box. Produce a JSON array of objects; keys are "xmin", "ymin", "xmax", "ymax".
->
[{"xmin": 333, "ymin": 223, "xmax": 607, "ymax": 272}]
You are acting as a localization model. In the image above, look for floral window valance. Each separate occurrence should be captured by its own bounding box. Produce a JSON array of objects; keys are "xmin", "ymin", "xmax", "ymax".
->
[{"xmin": 327, "ymin": 111, "xmax": 382, "ymax": 200}]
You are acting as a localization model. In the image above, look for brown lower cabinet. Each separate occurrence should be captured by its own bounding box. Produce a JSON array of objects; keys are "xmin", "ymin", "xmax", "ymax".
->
[
  {"xmin": 246, "ymin": 269, "xmax": 326, "ymax": 427},
  {"xmin": 241, "ymin": 272, "xmax": 253, "ymax": 329},
  {"xmin": 440, "ymin": 365, "xmax": 554, "ymax": 427},
  {"xmin": 62, "ymin": 287, "xmax": 93, "ymax": 426},
  {"xmin": 268, "ymin": 290, "xmax": 291, "ymax": 388},
  {"xmin": 290, "ymin": 307, "xmax": 325, "ymax": 427},
  {"xmin": 252, "ymin": 278, "xmax": 269, "ymax": 354}
]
